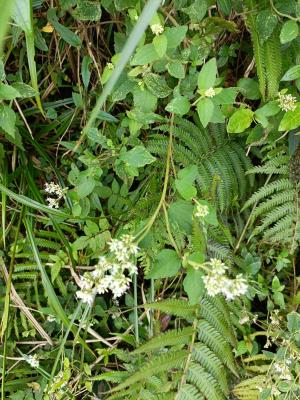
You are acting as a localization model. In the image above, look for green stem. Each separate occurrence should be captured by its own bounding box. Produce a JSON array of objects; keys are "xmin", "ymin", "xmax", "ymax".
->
[{"xmin": 133, "ymin": 273, "xmax": 139, "ymax": 345}]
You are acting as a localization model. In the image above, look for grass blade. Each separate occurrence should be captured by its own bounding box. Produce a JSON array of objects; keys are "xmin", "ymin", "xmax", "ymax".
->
[{"xmin": 0, "ymin": 0, "xmax": 16, "ymax": 57}]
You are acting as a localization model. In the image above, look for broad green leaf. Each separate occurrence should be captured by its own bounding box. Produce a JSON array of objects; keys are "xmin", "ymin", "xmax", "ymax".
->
[
  {"xmin": 144, "ymin": 73, "xmax": 172, "ymax": 98},
  {"xmin": 120, "ymin": 145, "xmax": 156, "ymax": 168},
  {"xmin": 11, "ymin": 82, "xmax": 37, "ymax": 97},
  {"xmin": 217, "ymin": 0, "xmax": 232, "ymax": 16},
  {"xmin": 212, "ymin": 87, "xmax": 239, "ymax": 105},
  {"xmin": 197, "ymin": 98, "xmax": 214, "ymax": 128},
  {"xmin": 256, "ymin": 10, "xmax": 278, "ymax": 42},
  {"xmin": 279, "ymin": 103, "xmax": 300, "ymax": 131},
  {"xmin": 147, "ymin": 249, "xmax": 181, "ymax": 279},
  {"xmin": 183, "ymin": 266, "xmax": 205, "ymax": 305},
  {"xmin": 153, "ymin": 34, "xmax": 167, "ymax": 58},
  {"xmin": 175, "ymin": 166, "xmax": 198, "ymax": 200},
  {"xmin": 237, "ymin": 78, "xmax": 261, "ymax": 100},
  {"xmin": 0, "ymin": 0, "xmax": 16, "ymax": 57},
  {"xmin": 73, "ymin": 0, "xmax": 102, "ymax": 21},
  {"xmin": 183, "ymin": 0, "xmax": 207, "ymax": 22},
  {"xmin": 281, "ymin": 65, "xmax": 300, "ymax": 81},
  {"xmin": 0, "ymin": 105, "xmax": 16, "ymax": 137},
  {"xmin": 47, "ymin": 8, "xmax": 81, "ymax": 46},
  {"xmin": 76, "ymin": 178, "xmax": 95, "ymax": 198},
  {"xmin": 169, "ymin": 200, "xmax": 194, "ymax": 234},
  {"xmin": 165, "ymin": 96, "xmax": 190, "ymax": 116},
  {"xmin": 0, "ymin": 83, "xmax": 20, "ymax": 100},
  {"xmin": 197, "ymin": 58, "xmax": 217, "ymax": 91},
  {"xmin": 227, "ymin": 108, "xmax": 253, "ymax": 133},
  {"xmin": 164, "ymin": 26, "xmax": 188, "ymax": 49},
  {"xmin": 81, "ymin": 55, "xmax": 92, "ymax": 89},
  {"xmin": 287, "ymin": 312, "xmax": 300, "ymax": 333},
  {"xmin": 131, "ymin": 43, "xmax": 159, "ymax": 65},
  {"xmin": 255, "ymin": 101, "xmax": 280, "ymax": 117},
  {"xmin": 178, "ymin": 165, "xmax": 198, "ymax": 182},
  {"xmin": 280, "ymin": 20, "xmax": 299, "ymax": 44},
  {"xmin": 167, "ymin": 61, "xmax": 185, "ymax": 79},
  {"xmin": 133, "ymin": 87, "xmax": 157, "ymax": 112}
]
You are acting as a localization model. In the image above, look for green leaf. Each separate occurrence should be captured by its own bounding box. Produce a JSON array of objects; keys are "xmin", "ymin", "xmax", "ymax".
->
[
  {"xmin": 273, "ymin": 291, "xmax": 285, "ymax": 309},
  {"xmin": 47, "ymin": 8, "xmax": 81, "ymax": 47},
  {"xmin": 287, "ymin": 311, "xmax": 300, "ymax": 333},
  {"xmin": 81, "ymin": 55, "xmax": 92, "ymax": 89},
  {"xmin": 153, "ymin": 34, "xmax": 167, "ymax": 58},
  {"xmin": 256, "ymin": 10, "xmax": 278, "ymax": 42},
  {"xmin": 120, "ymin": 145, "xmax": 156, "ymax": 168},
  {"xmin": 169, "ymin": 200, "xmax": 194, "ymax": 234},
  {"xmin": 212, "ymin": 87, "xmax": 239, "ymax": 105},
  {"xmin": 175, "ymin": 178, "xmax": 197, "ymax": 200},
  {"xmin": 167, "ymin": 61, "xmax": 185, "ymax": 79},
  {"xmin": 164, "ymin": 26, "xmax": 188, "ymax": 49},
  {"xmin": 280, "ymin": 20, "xmax": 299, "ymax": 44},
  {"xmin": 131, "ymin": 43, "xmax": 159, "ymax": 65},
  {"xmin": 73, "ymin": 0, "xmax": 102, "ymax": 21},
  {"xmin": 0, "ymin": 83, "xmax": 20, "ymax": 100},
  {"xmin": 217, "ymin": 0, "xmax": 232, "ymax": 16},
  {"xmin": 76, "ymin": 178, "xmax": 95, "ymax": 198},
  {"xmin": 183, "ymin": 0, "xmax": 207, "ymax": 22},
  {"xmin": 11, "ymin": 82, "xmax": 37, "ymax": 98},
  {"xmin": 196, "ymin": 199, "xmax": 218, "ymax": 226},
  {"xmin": 227, "ymin": 108, "xmax": 253, "ymax": 133},
  {"xmin": 197, "ymin": 98, "xmax": 214, "ymax": 128},
  {"xmin": 183, "ymin": 266, "xmax": 205, "ymax": 305},
  {"xmin": 279, "ymin": 103, "xmax": 300, "ymax": 131},
  {"xmin": 144, "ymin": 73, "xmax": 172, "ymax": 98},
  {"xmin": 281, "ymin": 65, "xmax": 300, "ymax": 81},
  {"xmin": 165, "ymin": 96, "xmax": 190, "ymax": 116},
  {"xmin": 0, "ymin": 105, "xmax": 16, "ymax": 137},
  {"xmin": 198, "ymin": 58, "xmax": 217, "ymax": 91},
  {"xmin": 237, "ymin": 78, "xmax": 261, "ymax": 100},
  {"xmin": 147, "ymin": 249, "xmax": 181, "ymax": 279},
  {"xmin": 133, "ymin": 87, "xmax": 157, "ymax": 112}
]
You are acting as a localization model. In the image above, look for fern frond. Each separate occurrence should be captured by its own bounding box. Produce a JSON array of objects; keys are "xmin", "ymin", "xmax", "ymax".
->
[
  {"xmin": 144, "ymin": 299, "xmax": 196, "ymax": 320},
  {"xmin": 177, "ymin": 383, "xmax": 205, "ymax": 400},
  {"xmin": 186, "ymin": 363, "xmax": 225, "ymax": 400},
  {"xmin": 264, "ymin": 28, "xmax": 281, "ymax": 99}
]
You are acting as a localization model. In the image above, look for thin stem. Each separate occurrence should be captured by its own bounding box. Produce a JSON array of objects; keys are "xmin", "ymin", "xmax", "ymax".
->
[{"xmin": 133, "ymin": 273, "xmax": 139, "ymax": 345}]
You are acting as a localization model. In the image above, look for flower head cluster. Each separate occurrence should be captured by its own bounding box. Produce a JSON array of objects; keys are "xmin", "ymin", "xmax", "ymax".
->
[
  {"xmin": 151, "ymin": 23, "xmax": 164, "ymax": 35},
  {"xmin": 278, "ymin": 92, "xmax": 297, "ymax": 112},
  {"xmin": 44, "ymin": 182, "xmax": 65, "ymax": 209},
  {"xmin": 25, "ymin": 354, "xmax": 39, "ymax": 368},
  {"xmin": 194, "ymin": 203, "xmax": 209, "ymax": 218},
  {"xmin": 76, "ymin": 235, "xmax": 139, "ymax": 306},
  {"xmin": 204, "ymin": 87, "xmax": 216, "ymax": 98},
  {"xmin": 273, "ymin": 361, "xmax": 292, "ymax": 381},
  {"xmin": 202, "ymin": 258, "xmax": 248, "ymax": 300}
]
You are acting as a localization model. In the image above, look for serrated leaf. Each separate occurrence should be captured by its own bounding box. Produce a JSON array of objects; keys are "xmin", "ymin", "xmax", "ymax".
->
[
  {"xmin": 47, "ymin": 8, "xmax": 81, "ymax": 46},
  {"xmin": 167, "ymin": 61, "xmax": 185, "ymax": 79},
  {"xmin": 73, "ymin": 0, "xmax": 102, "ymax": 21},
  {"xmin": 281, "ymin": 65, "xmax": 300, "ymax": 81},
  {"xmin": 280, "ymin": 20, "xmax": 299, "ymax": 44},
  {"xmin": 212, "ymin": 87, "xmax": 239, "ymax": 105},
  {"xmin": 153, "ymin": 34, "xmax": 167, "ymax": 58},
  {"xmin": 0, "ymin": 83, "xmax": 20, "ymax": 100},
  {"xmin": 279, "ymin": 103, "xmax": 300, "ymax": 131},
  {"xmin": 0, "ymin": 105, "xmax": 16, "ymax": 137},
  {"xmin": 197, "ymin": 98, "xmax": 214, "ymax": 128},
  {"xmin": 120, "ymin": 145, "xmax": 156, "ymax": 168},
  {"xmin": 183, "ymin": 0, "xmax": 207, "ymax": 22},
  {"xmin": 144, "ymin": 73, "xmax": 172, "ymax": 98},
  {"xmin": 227, "ymin": 108, "xmax": 253, "ymax": 133},
  {"xmin": 198, "ymin": 58, "xmax": 217, "ymax": 90},
  {"xmin": 237, "ymin": 77, "xmax": 261, "ymax": 100},
  {"xmin": 11, "ymin": 82, "xmax": 37, "ymax": 98},
  {"xmin": 256, "ymin": 10, "xmax": 278, "ymax": 42},
  {"xmin": 81, "ymin": 55, "xmax": 92, "ymax": 89},
  {"xmin": 131, "ymin": 43, "xmax": 159, "ymax": 65},
  {"xmin": 164, "ymin": 26, "xmax": 188, "ymax": 48},
  {"xmin": 147, "ymin": 249, "xmax": 181, "ymax": 279},
  {"xmin": 183, "ymin": 266, "xmax": 205, "ymax": 305},
  {"xmin": 165, "ymin": 96, "xmax": 190, "ymax": 116}
]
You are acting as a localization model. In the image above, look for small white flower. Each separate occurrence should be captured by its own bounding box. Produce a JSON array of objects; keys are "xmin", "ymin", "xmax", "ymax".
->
[
  {"xmin": 204, "ymin": 87, "xmax": 216, "ymax": 98},
  {"xmin": 273, "ymin": 361, "xmax": 292, "ymax": 380},
  {"xmin": 46, "ymin": 197, "xmax": 60, "ymax": 208},
  {"xmin": 194, "ymin": 204, "xmax": 209, "ymax": 218},
  {"xmin": 44, "ymin": 182, "xmax": 64, "ymax": 198},
  {"xmin": 239, "ymin": 315, "xmax": 250, "ymax": 325},
  {"xmin": 76, "ymin": 288, "xmax": 95, "ymax": 306},
  {"xmin": 151, "ymin": 23, "xmax": 164, "ymax": 35},
  {"xmin": 47, "ymin": 315, "xmax": 56, "ymax": 322},
  {"xmin": 278, "ymin": 93, "xmax": 297, "ymax": 112},
  {"xmin": 107, "ymin": 62, "xmax": 114, "ymax": 70},
  {"xmin": 25, "ymin": 354, "xmax": 39, "ymax": 368}
]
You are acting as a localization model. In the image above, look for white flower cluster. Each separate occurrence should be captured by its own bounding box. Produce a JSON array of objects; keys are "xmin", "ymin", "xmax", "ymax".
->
[
  {"xmin": 76, "ymin": 235, "xmax": 139, "ymax": 306},
  {"xmin": 25, "ymin": 354, "xmax": 39, "ymax": 368},
  {"xmin": 204, "ymin": 87, "xmax": 216, "ymax": 98},
  {"xmin": 194, "ymin": 203, "xmax": 209, "ymax": 218},
  {"xmin": 278, "ymin": 92, "xmax": 297, "ymax": 112},
  {"xmin": 44, "ymin": 182, "xmax": 65, "ymax": 209},
  {"xmin": 273, "ymin": 360, "xmax": 292, "ymax": 381},
  {"xmin": 151, "ymin": 23, "xmax": 164, "ymax": 35},
  {"xmin": 203, "ymin": 258, "xmax": 248, "ymax": 300}
]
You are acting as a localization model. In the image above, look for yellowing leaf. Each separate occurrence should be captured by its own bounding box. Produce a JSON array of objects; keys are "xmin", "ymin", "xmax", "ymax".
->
[{"xmin": 42, "ymin": 22, "xmax": 54, "ymax": 33}]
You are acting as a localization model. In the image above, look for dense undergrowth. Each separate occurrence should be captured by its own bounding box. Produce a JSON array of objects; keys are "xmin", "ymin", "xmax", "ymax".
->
[{"xmin": 1, "ymin": 0, "xmax": 300, "ymax": 399}]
